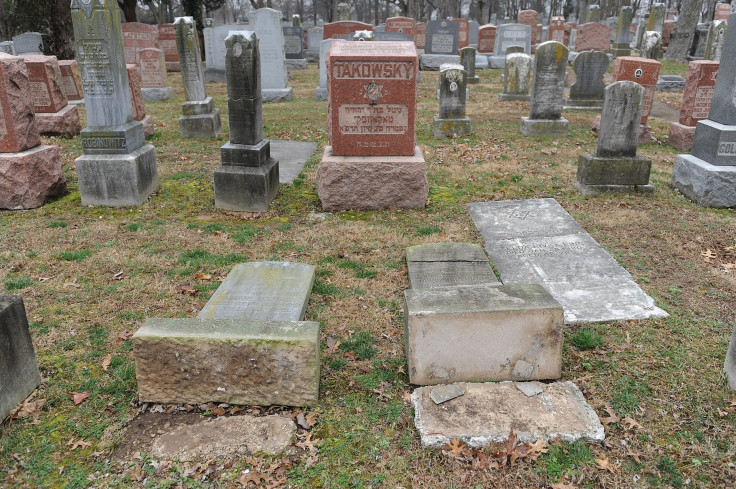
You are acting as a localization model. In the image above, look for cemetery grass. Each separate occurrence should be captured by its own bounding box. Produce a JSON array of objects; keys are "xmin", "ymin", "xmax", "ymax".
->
[{"xmin": 1, "ymin": 63, "xmax": 735, "ymax": 489}]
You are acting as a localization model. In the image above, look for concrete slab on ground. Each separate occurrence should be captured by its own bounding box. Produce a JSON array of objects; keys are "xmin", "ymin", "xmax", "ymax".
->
[
  {"xmin": 270, "ymin": 140, "xmax": 319, "ymax": 184},
  {"xmin": 412, "ymin": 381, "xmax": 604, "ymax": 449},
  {"xmin": 468, "ymin": 198, "xmax": 668, "ymax": 323}
]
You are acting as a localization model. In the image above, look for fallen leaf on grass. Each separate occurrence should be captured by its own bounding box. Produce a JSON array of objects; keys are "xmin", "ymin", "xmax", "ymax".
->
[
  {"xmin": 296, "ymin": 412, "xmax": 318, "ymax": 430},
  {"xmin": 625, "ymin": 448, "xmax": 644, "ymax": 463},
  {"xmin": 69, "ymin": 392, "xmax": 89, "ymax": 406},
  {"xmin": 10, "ymin": 397, "xmax": 45, "ymax": 420},
  {"xmin": 730, "ymin": 396, "xmax": 736, "ymax": 407},
  {"xmin": 295, "ymin": 432, "xmax": 318, "ymax": 452},
  {"xmin": 66, "ymin": 438, "xmax": 90, "ymax": 450},
  {"xmin": 101, "ymin": 354, "xmax": 112, "ymax": 371},
  {"xmin": 595, "ymin": 456, "xmax": 615, "ymax": 473},
  {"xmin": 550, "ymin": 481, "xmax": 577, "ymax": 489},
  {"xmin": 112, "ymin": 271, "xmax": 125, "ymax": 280},
  {"xmin": 325, "ymin": 337, "xmax": 341, "ymax": 351},
  {"xmin": 194, "ymin": 273, "xmax": 212, "ymax": 281},
  {"xmin": 117, "ymin": 331, "xmax": 134, "ymax": 341},
  {"xmin": 180, "ymin": 283, "xmax": 199, "ymax": 296},
  {"xmin": 210, "ymin": 406, "xmax": 226, "ymax": 416},
  {"xmin": 623, "ymin": 417, "xmax": 642, "ymax": 431},
  {"xmin": 600, "ymin": 405, "xmax": 620, "ymax": 427}
]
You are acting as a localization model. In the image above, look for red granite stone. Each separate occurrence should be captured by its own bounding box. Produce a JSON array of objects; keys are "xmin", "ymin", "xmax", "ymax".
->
[
  {"xmin": 662, "ymin": 20, "xmax": 675, "ymax": 46},
  {"xmin": 453, "ymin": 18, "xmax": 470, "ymax": 49},
  {"xmin": 715, "ymin": 3, "xmax": 731, "ymax": 21},
  {"xmin": 386, "ymin": 17, "xmax": 416, "ymax": 39},
  {"xmin": 612, "ymin": 56, "xmax": 661, "ymax": 124},
  {"xmin": 126, "ymin": 63, "xmax": 146, "ymax": 122},
  {"xmin": 549, "ymin": 16, "xmax": 566, "ymax": 44},
  {"xmin": 679, "ymin": 60, "xmax": 718, "ymax": 127},
  {"xmin": 158, "ymin": 24, "xmax": 179, "ymax": 63},
  {"xmin": 122, "ymin": 22, "xmax": 159, "ymax": 64},
  {"xmin": 323, "ymin": 21, "xmax": 373, "ymax": 40},
  {"xmin": 668, "ymin": 122, "xmax": 696, "ymax": 152},
  {"xmin": 138, "ymin": 48, "xmax": 166, "ymax": 88},
  {"xmin": 415, "ymin": 23, "xmax": 427, "ymax": 49},
  {"xmin": 22, "ymin": 55, "xmax": 68, "ymax": 113},
  {"xmin": 518, "ymin": 10, "xmax": 539, "ymax": 47},
  {"xmin": 35, "ymin": 104, "xmax": 80, "ymax": 138},
  {"xmin": 575, "ymin": 22, "xmax": 611, "ymax": 52},
  {"xmin": 327, "ymin": 42, "xmax": 417, "ymax": 157},
  {"xmin": 0, "ymin": 53, "xmax": 41, "ymax": 153},
  {"xmin": 58, "ymin": 60, "xmax": 83, "ymax": 101},
  {"xmin": 0, "ymin": 145, "xmax": 66, "ymax": 209},
  {"xmin": 477, "ymin": 24, "xmax": 496, "ymax": 53}
]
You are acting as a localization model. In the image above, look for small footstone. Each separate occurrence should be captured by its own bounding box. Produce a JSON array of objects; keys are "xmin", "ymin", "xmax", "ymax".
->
[
  {"xmin": 725, "ymin": 322, "xmax": 736, "ymax": 390},
  {"xmin": 151, "ymin": 415, "xmax": 295, "ymax": 461},
  {"xmin": 406, "ymin": 242, "xmax": 499, "ymax": 289},
  {"xmin": 411, "ymin": 381, "xmax": 605, "ymax": 449}
]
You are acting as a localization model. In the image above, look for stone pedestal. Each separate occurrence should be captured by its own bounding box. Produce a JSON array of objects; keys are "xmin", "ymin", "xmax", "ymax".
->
[
  {"xmin": 141, "ymin": 86, "xmax": 174, "ymax": 102},
  {"xmin": 564, "ymin": 98, "xmax": 603, "ymax": 110},
  {"xmin": 433, "ymin": 116, "xmax": 471, "ymax": 138},
  {"xmin": 316, "ymin": 146, "xmax": 428, "ymax": 211},
  {"xmin": 179, "ymin": 97, "xmax": 221, "ymax": 138},
  {"xmin": 419, "ymin": 54, "xmax": 460, "ymax": 70},
  {"xmin": 520, "ymin": 116, "xmax": 569, "ymax": 136},
  {"xmin": 0, "ymin": 145, "xmax": 67, "ymax": 209},
  {"xmin": 76, "ymin": 143, "xmax": 158, "ymax": 207},
  {"xmin": 215, "ymin": 143, "xmax": 279, "ymax": 212},
  {"xmin": 34, "ymin": 104, "xmax": 81, "ymax": 138},
  {"xmin": 668, "ymin": 121, "xmax": 696, "ymax": 151},
  {"xmin": 262, "ymin": 88, "xmax": 293, "ymax": 103},
  {"xmin": 576, "ymin": 154, "xmax": 654, "ymax": 195},
  {"xmin": 672, "ymin": 154, "xmax": 736, "ymax": 208},
  {"xmin": 314, "ymin": 87, "xmax": 327, "ymax": 101},
  {"xmin": 610, "ymin": 44, "xmax": 631, "ymax": 57}
]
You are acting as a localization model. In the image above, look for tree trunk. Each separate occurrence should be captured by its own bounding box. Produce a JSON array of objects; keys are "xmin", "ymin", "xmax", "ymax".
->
[
  {"xmin": 664, "ymin": 0, "xmax": 702, "ymax": 61},
  {"xmin": 119, "ymin": 0, "xmax": 138, "ymax": 22}
]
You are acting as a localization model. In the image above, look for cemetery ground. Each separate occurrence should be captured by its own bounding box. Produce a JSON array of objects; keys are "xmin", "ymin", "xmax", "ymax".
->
[{"xmin": 1, "ymin": 60, "xmax": 735, "ymax": 489}]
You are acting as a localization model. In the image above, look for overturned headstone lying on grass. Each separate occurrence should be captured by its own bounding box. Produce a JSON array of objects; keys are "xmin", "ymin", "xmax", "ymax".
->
[
  {"xmin": 1, "ymin": 295, "xmax": 42, "ymax": 422},
  {"xmin": 412, "ymin": 381, "xmax": 605, "ymax": 449},
  {"xmin": 406, "ymin": 242, "xmax": 500, "ymax": 289},
  {"xmin": 133, "ymin": 261, "xmax": 320, "ymax": 407},
  {"xmin": 576, "ymin": 81, "xmax": 654, "ymax": 195},
  {"xmin": 468, "ymin": 198, "xmax": 669, "ymax": 323}
]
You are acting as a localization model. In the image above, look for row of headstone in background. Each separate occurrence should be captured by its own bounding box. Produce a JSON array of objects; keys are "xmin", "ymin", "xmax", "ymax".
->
[
  {"xmin": 489, "ymin": 23, "xmax": 531, "ymax": 68},
  {"xmin": 120, "ymin": 23, "xmax": 173, "ymax": 100},
  {"xmin": 126, "ymin": 63, "xmax": 154, "ymax": 137},
  {"xmin": 0, "ymin": 53, "xmax": 67, "ymax": 209},
  {"xmin": 521, "ymin": 41, "xmax": 568, "ymax": 137},
  {"xmin": 499, "ymin": 50, "xmax": 532, "ymax": 101},
  {"xmin": 433, "ymin": 63, "xmax": 470, "ymax": 138},
  {"xmin": 22, "ymin": 55, "xmax": 81, "ymax": 138},
  {"xmin": 669, "ymin": 61, "xmax": 719, "ymax": 152}
]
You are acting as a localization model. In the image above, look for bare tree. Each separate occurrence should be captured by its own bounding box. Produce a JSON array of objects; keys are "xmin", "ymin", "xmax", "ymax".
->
[{"xmin": 664, "ymin": 0, "xmax": 701, "ymax": 60}]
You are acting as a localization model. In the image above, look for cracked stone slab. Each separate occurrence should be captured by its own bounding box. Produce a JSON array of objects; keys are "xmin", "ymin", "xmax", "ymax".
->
[
  {"xmin": 430, "ymin": 384, "xmax": 466, "ymax": 404},
  {"xmin": 406, "ymin": 242, "xmax": 500, "ymax": 289},
  {"xmin": 468, "ymin": 198, "xmax": 668, "ymax": 323},
  {"xmin": 412, "ymin": 381, "xmax": 604, "ymax": 449},
  {"xmin": 151, "ymin": 415, "xmax": 295, "ymax": 461}
]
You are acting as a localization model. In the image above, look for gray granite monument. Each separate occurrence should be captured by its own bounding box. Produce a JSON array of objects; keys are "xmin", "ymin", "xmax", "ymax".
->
[
  {"xmin": 175, "ymin": 17, "xmax": 221, "ymax": 138},
  {"xmin": 12, "ymin": 32, "xmax": 42, "ymax": 54},
  {"xmin": 433, "ymin": 63, "xmax": 470, "ymax": 138},
  {"xmin": 704, "ymin": 20, "xmax": 727, "ymax": 62},
  {"xmin": 71, "ymin": 0, "xmax": 158, "ymax": 206},
  {"xmin": 576, "ymin": 81, "xmax": 654, "ymax": 195},
  {"xmin": 489, "ymin": 23, "xmax": 531, "ymax": 68},
  {"xmin": 215, "ymin": 31, "xmax": 279, "ymax": 212},
  {"xmin": 611, "ymin": 6, "xmax": 634, "ymax": 57},
  {"xmin": 499, "ymin": 52, "xmax": 532, "ymax": 101},
  {"xmin": 248, "ymin": 8, "xmax": 293, "ymax": 102},
  {"xmin": 421, "ymin": 19, "xmax": 460, "ymax": 70},
  {"xmin": 565, "ymin": 50, "xmax": 609, "ymax": 110},
  {"xmin": 459, "ymin": 46, "xmax": 479, "ymax": 83},
  {"xmin": 521, "ymin": 41, "xmax": 569, "ymax": 136}
]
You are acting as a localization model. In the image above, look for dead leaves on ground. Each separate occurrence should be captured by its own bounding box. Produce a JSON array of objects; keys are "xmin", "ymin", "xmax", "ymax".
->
[
  {"xmin": 700, "ymin": 243, "xmax": 736, "ymax": 274},
  {"xmin": 69, "ymin": 391, "xmax": 89, "ymax": 406},
  {"xmin": 441, "ymin": 430, "xmax": 547, "ymax": 471}
]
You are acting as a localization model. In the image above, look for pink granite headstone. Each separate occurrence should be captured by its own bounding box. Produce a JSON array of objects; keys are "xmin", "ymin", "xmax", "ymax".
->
[
  {"xmin": 415, "ymin": 23, "xmax": 426, "ymax": 49},
  {"xmin": 158, "ymin": 24, "xmax": 179, "ymax": 63},
  {"xmin": 549, "ymin": 16, "xmax": 565, "ymax": 43},
  {"xmin": 669, "ymin": 60, "xmax": 719, "ymax": 151},
  {"xmin": 58, "ymin": 60, "xmax": 83, "ymax": 102},
  {"xmin": 453, "ymin": 18, "xmax": 470, "ymax": 49},
  {"xmin": 323, "ymin": 21, "xmax": 373, "ymax": 40},
  {"xmin": 575, "ymin": 22, "xmax": 611, "ymax": 52},
  {"xmin": 715, "ymin": 3, "xmax": 731, "ymax": 20},
  {"xmin": 386, "ymin": 17, "xmax": 416, "ymax": 39},
  {"xmin": 138, "ymin": 47, "xmax": 166, "ymax": 88},
  {"xmin": 477, "ymin": 24, "xmax": 497, "ymax": 53},
  {"xmin": 122, "ymin": 22, "xmax": 158, "ymax": 64},
  {"xmin": 22, "ymin": 55, "xmax": 67, "ymax": 113}
]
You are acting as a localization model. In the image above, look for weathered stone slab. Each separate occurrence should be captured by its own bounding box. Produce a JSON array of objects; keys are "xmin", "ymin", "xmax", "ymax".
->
[
  {"xmin": 726, "ymin": 322, "xmax": 736, "ymax": 389},
  {"xmin": 0, "ymin": 53, "xmax": 41, "ymax": 153},
  {"xmin": 151, "ymin": 415, "xmax": 295, "ymax": 460},
  {"xmin": 404, "ymin": 283, "xmax": 563, "ymax": 385},
  {"xmin": 0, "ymin": 295, "xmax": 41, "ymax": 421},
  {"xmin": 672, "ymin": 153, "xmax": 736, "ymax": 208},
  {"xmin": 198, "ymin": 262, "xmax": 315, "ymax": 322},
  {"xmin": 0, "ymin": 145, "xmax": 67, "ymax": 209},
  {"xmin": 12, "ymin": 33, "xmax": 42, "ymax": 55},
  {"xmin": 467, "ymin": 198, "xmax": 668, "ymax": 323},
  {"xmin": 656, "ymin": 75, "xmax": 685, "ymax": 92},
  {"xmin": 412, "ymin": 381, "xmax": 605, "ymax": 448},
  {"xmin": 270, "ymin": 139, "xmax": 318, "ymax": 184},
  {"xmin": 406, "ymin": 242, "xmax": 499, "ymax": 289},
  {"xmin": 133, "ymin": 318, "xmax": 320, "ymax": 406},
  {"xmin": 499, "ymin": 52, "xmax": 532, "ymax": 101}
]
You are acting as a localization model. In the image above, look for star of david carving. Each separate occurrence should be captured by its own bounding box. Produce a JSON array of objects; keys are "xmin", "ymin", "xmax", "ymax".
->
[
  {"xmin": 364, "ymin": 81, "xmax": 383, "ymax": 102},
  {"xmin": 508, "ymin": 208, "xmax": 531, "ymax": 220}
]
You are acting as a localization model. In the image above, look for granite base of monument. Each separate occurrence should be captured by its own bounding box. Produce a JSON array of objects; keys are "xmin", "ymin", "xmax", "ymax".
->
[
  {"xmin": 520, "ymin": 116, "xmax": 569, "ymax": 137},
  {"xmin": 499, "ymin": 93, "xmax": 530, "ymax": 101},
  {"xmin": 467, "ymin": 75, "xmax": 479, "ymax": 84},
  {"xmin": 475, "ymin": 56, "xmax": 488, "ymax": 70},
  {"xmin": 141, "ymin": 87, "xmax": 174, "ymax": 102},
  {"xmin": 75, "ymin": 145, "xmax": 158, "ymax": 207},
  {"xmin": 68, "ymin": 98, "xmax": 84, "ymax": 105},
  {"xmin": 433, "ymin": 116, "xmax": 471, "ymax": 138},
  {"xmin": 610, "ymin": 45, "xmax": 631, "ymax": 57},
  {"xmin": 668, "ymin": 122, "xmax": 696, "ymax": 152},
  {"xmin": 314, "ymin": 87, "xmax": 327, "ymax": 101},
  {"xmin": 263, "ymin": 88, "xmax": 293, "ymax": 103},
  {"xmin": 576, "ymin": 154, "xmax": 655, "ymax": 195},
  {"xmin": 420, "ymin": 54, "xmax": 460, "ymax": 70},
  {"xmin": 166, "ymin": 61, "xmax": 181, "ymax": 72},
  {"xmin": 563, "ymin": 98, "xmax": 603, "ymax": 111},
  {"xmin": 179, "ymin": 98, "xmax": 221, "ymax": 138},
  {"xmin": 656, "ymin": 75, "xmax": 686, "ymax": 92},
  {"xmin": 672, "ymin": 154, "xmax": 736, "ymax": 208},
  {"xmin": 689, "ymin": 120, "xmax": 736, "ymax": 167},
  {"xmin": 0, "ymin": 295, "xmax": 42, "ymax": 422},
  {"xmin": 489, "ymin": 55, "xmax": 506, "ymax": 68},
  {"xmin": 214, "ymin": 157, "xmax": 279, "ymax": 212},
  {"xmin": 316, "ymin": 146, "xmax": 428, "ymax": 211},
  {"xmin": 0, "ymin": 145, "xmax": 67, "ymax": 210},
  {"xmin": 285, "ymin": 59, "xmax": 308, "ymax": 70},
  {"xmin": 35, "ymin": 105, "xmax": 82, "ymax": 138},
  {"xmin": 141, "ymin": 115, "xmax": 154, "ymax": 138},
  {"xmin": 204, "ymin": 69, "xmax": 225, "ymax": 83}
]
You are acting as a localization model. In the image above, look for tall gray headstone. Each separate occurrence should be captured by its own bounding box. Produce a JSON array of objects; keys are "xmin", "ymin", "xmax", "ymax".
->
[
  {"xmin": 588, "ymin": 5, "xmax": 601, "ymax": 23},
  {"xmin": 0, "ymin": 295, "xmax": 42, "ymax": 422},
  {"xmin": 12, "ymin": 32, "xmax": 42, "ymax": 54},
  {"xmin": 469, "ymin": 20, "xmax": 479, "ymax": 45},
  {"xmin": 314, "ymin": 39, "xmax": 341, "ymax": 101},
  {"xmin": 520, "ymin": 41, "xmax": 569, "ymax": 136},
  {"xmin": 489, "ymin": 23, "xmax": 531, "ymax": 68},
  {"xmin": 175, "ymin": 16, "xmax": 221, "ymax": 138},
  {"xmin": 203, "ymin": 23, "xmax": 251, "ymax": 82},
  {"xmin": 215, "ymin": 31, "xmax": 279, "ymax": 212},
  {"xmin": 459, "ymin": 47, "xmax": 479, "ymax": 83},
  {"xmin": 306, "ymin": 27, "xmax": 323, "ymax": 60},
  {"xmin": 672, "ymin": 3, "xmax": 736, "ymax": 207},
  {"xmin": 499, "ymin": 52, "xmax": 532, "ymax": 101},
  {"xmin": 648, "ymin": 3, "xmax": 666, "ymax": 33},
  {"xmin": 704, "ymin": 20, "xmax": 727, "ymax": 61},
  {"xmin": 283, "ymin": 26, "xmax": 305, "ymax": 59},
  {"xmin": 611, "ymin": 6, "xmax": 634, "ymax": 57},
  {"xmin": 71, "ymin": 0, "xmax": 158, "ymax": 206},
  {"xmin": 248, "ymin": 8, "xmax": 292, "ymax": 102},
  {"xmin": 576, "ymin": 81, "xmax": 654, "ymax": 195},
  {"xmin": 337, "ymin": 2, "xmax": 350, "ymax": 21},
  {"xmin": 433, "ymin": 63, "xmax": 471, "ymax": 138},
  {"xmin": 565, "ymin": 50, "xmax": 610, "ymax": 109},
  {"xmin": 0, "ymin": 41, "xmax": 15, "ymax": 55},
  {"xmin": 425, "ymin": 19, "xmax": 460, "ymax": 55}
]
